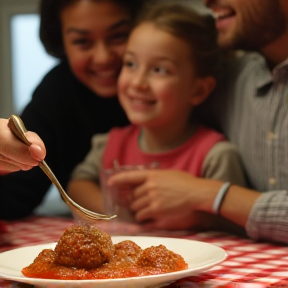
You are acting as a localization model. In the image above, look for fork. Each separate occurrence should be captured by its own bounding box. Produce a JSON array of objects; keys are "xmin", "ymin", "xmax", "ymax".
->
[{"xmin": 8, "ymin": 115, "xmax": 116, "ymax": 222}]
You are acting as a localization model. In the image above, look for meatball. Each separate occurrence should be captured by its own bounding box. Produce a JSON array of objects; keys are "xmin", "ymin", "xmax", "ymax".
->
[
  {"xmin": 137, "ymin": 245, "xmax": 187, "ymax": 272},
  {"xmin": 54, "ymin": 225, "xmax": 115, "ymax": 269},
  {"xmin": 113, "ymin": 240, "xmax": 142, "ymax": 263}
]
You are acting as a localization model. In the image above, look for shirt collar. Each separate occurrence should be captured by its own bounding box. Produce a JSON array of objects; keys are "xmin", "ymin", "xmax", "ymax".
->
[
  {"xmin": 256, "ymin": 56, "xmax": 288, "ymax": 95},
  {"xmin": 273, "ymin": 58, "xmax": 288, "ymax": 82}
]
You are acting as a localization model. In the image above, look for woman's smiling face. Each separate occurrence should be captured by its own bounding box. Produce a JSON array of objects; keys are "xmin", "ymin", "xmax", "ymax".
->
[{"xmin": 61, "ymin": 0, "xmax": 131, "ymax": 97}]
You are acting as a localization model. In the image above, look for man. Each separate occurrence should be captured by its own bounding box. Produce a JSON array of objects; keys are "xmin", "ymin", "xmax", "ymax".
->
[{"xmin": 107, "ymin": 0, "xmax": 288, "ymax": 244}]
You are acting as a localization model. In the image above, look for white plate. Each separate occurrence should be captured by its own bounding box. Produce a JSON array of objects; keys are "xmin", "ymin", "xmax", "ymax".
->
[{"xmin": 0, "ymin": 236, "xmax": 227, "ymax": 288}]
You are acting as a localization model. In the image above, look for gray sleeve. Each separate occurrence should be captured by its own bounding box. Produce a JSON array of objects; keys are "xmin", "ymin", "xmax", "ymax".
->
[
  {"xmin": 202, "ymin": 141, "xmax": 247, "ymax": 186},
  {"xmin": 70, "ymin": 133, "xmax": 108, "ymax": 184},
  {"xmin": 246, "ymin": 190, "xmax": 288, "ymax": 243}
]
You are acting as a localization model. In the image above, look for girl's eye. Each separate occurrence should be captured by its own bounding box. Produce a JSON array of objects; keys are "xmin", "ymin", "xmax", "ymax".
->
[
  {"xmin": 153, "ymin": 66, "xmax": 169, "ymax": 75},
  {"xmin": 123, "ymin": 60, "xmax": 136, "ymax": 69}
]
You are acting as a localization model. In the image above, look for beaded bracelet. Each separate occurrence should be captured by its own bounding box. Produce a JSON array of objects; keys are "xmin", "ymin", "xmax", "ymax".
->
[{"xmin": 212, "ymin": 182, "xmax": 231, "ymax": 214}]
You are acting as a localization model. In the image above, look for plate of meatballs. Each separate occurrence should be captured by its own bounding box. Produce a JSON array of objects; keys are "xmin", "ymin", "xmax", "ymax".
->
[{"xmin": 0, "ymin": 225, "xmax": 227, "ymax": 288}]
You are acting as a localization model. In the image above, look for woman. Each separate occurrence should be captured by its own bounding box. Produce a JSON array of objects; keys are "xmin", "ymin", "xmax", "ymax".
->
[{"xmin": 0, "ymin": 0, "xmax": 144, "ymax": 220}]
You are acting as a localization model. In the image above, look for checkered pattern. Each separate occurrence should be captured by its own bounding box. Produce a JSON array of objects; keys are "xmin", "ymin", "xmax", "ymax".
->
[
  {"xmin": 0, "ymin": 216, "xmax": 73, "ymax": 253},
  {"xmin": 169, "ymin": 231, "xmax": 288, "ymax": 288},
  {"xmin": 0, "ymin": 217, "xmax": 288, "ymax": 288}
]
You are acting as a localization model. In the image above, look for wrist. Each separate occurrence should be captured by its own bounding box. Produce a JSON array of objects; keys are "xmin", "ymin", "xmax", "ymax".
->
[
  {"xmin": 196, "ymin": 179, "xmax": 224, "ymax": 213},
  {"xmin": 212, "ymin": 182, "xmax": 231, "ymax": 214}
]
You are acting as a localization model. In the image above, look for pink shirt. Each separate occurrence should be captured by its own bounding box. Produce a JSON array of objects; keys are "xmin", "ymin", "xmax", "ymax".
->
[{"xmin": 103, "ymin": 125, "xmax": 225, "ymax": 177}]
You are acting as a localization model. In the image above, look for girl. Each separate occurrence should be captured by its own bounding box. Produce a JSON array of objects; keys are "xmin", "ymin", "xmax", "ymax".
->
[{"xmin": 68, "ymin": 0, "xmax": 246, "ymax": 231}]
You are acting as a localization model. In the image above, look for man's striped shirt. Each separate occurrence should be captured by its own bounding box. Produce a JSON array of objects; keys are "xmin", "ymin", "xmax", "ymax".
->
[{"xmin": 205, "ymin": 52, "xmax": 288, "ymax": 243}]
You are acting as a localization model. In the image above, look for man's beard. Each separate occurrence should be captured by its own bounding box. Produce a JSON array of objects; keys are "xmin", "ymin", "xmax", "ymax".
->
[{"xmin": 220, "ymin": 1, "xmax": 286, "ymax": 51}]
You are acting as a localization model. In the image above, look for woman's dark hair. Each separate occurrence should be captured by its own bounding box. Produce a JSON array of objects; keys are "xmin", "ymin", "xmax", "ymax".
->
[
  {"xmin": 39, "ymin": 0, "xmax": 145, "ymax": 59},
  {"xmin": 134, "ymin": 0, "xmax": 222, "ymax": 78}
]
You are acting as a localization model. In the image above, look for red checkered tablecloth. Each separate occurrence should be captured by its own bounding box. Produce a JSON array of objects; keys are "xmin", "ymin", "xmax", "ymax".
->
[
  {"xmin": 176, "ymin": 231, "xmax": 288, "ymax": 287},
  {"xmin": 0, "ymin": 216, "xmax": 73, "ymax": 252},
  {"xmin": 0, "ymin": 216, "xmax": 288, "ymax": 288}
]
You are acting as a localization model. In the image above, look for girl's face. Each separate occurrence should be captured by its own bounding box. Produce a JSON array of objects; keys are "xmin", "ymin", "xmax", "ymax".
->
[
  {"xmin": 61, "ymin": 0, "xmax": 131, "ymax": 97},
  {"xmin": 118, "ymin": 22, "xmax": 203, "ymax": 129}
]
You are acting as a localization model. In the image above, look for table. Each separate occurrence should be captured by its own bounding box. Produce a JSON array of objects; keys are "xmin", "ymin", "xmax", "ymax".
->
[{"xmin": 0, "ymin": 216, "xmax": 288, "ymax": 288}]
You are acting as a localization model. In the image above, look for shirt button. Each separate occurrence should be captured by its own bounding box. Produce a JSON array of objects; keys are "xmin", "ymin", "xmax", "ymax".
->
[
  {"xmin": 269, "ymin": 178, "xmax": 276, "ymax": 185},
  {"xmin": 267, "ymin": 132, "xmax": 278, "ymax": 140}
]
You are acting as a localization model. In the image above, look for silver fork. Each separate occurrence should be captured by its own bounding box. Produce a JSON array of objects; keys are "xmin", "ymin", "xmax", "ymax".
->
[{"xmin": 8, "ymin": 115, "xmax": 116, "ymax": 222}]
